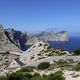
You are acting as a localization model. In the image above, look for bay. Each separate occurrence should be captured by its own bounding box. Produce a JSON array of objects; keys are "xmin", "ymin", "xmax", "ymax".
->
[{"xmin": 48, "ymin": 37, "xmax": 80, "ymax": 52}]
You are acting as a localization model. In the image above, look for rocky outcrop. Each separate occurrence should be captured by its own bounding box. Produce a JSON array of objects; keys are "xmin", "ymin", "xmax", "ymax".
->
[
  {"xmin": 19, "ymin": 41, "xmax": 48, "ymax": 63},
  {"xmin": 5, "ymin": 28, "xmax": 28, "ymax": 51},
  {"xmin": 0, "ymin": 25, "xmax": 21, "ymax": 52},
  {"xmin": 0, "ymin": 24, "xmax": 69, "ymax": 51},
  {"xmin": 19, "ymin": 41, "xmax": 69, "ymax": 64},
  {"xmin": 27, "ymin": 31, "xmax": 69, "ymax": 44},
  {"xmin": 55, "ymin": 31, "xmax": 69, "ymax": 41},
  {"xmin": 5, "ymin": 29, "xmax": 69, "ymax": 50}
]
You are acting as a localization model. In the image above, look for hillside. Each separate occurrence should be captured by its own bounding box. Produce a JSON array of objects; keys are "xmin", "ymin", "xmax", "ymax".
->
[
  {"xmin": 20, "ymin": 41, "xmax": 70, "ymax": 64},
  {"xmin": 0, "ymin": 25, "xmax": 69, "ymax": 51}
]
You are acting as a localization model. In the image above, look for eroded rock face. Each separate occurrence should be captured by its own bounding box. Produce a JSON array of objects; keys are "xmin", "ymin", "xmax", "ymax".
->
[
  {"xmin": 5, "ymin": 28, "xmax": 28, "ymax": 51},
  {"xmin": 19, "ymin": 41, "xmax": 49, "ymax": 64},
  {"xmin": 55, "ymin": 31, "xmax": 69, "ymax": 41},
  {"xmin": 27, "ymin": 31, "xmax": 69, "ymax": 44},
  {"xmin": 0, "ymin": 53, "xmax": 19, "ymax": 69},
  {"xmin": 4, "ymin": 29, "xmax": 69, "ymax": 51},
  {"xmin": 0, "ymin": 26, "xmax": 21, "ymax": 52},
  {"xmin": 0, "ymin": 25, "xmax": 69, "ymax": 51}
]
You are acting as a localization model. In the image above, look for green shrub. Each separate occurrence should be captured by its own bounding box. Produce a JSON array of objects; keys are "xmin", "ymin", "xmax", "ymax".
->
[
  {"xmin": 47, "ymin": 46, "xmax": 52, "ymax": 49},
  {"xmin": 2, "ymin": 70, "xmax": 65, "ymax": 80},
  {"xmin": 42, "ymin": 74, "xmax": 47, "ymax": 78},
  {"xmin": 54, "ymin": 70, "xmax": 64, "ymax": 75},
  {"xmin": 33, "ymin": 73, "xmax": 41, "ymax": 78},
  {"xmin": 0, "ymin": 76, "xmax": 6, "ymax": 80},
  {"xmin": 6, "ymin": 73, "xmax": 24, "ymax": 80},
  {"xmin": 48, "ymin": 71, "xmax": 65, "ymax": 80},
  {"xmin": 31, "ymin": 73, "xmax": 42, "ymax": 80},
  {"xmin": 43, "ymin": 77, "xmax": 48, "ymax": 80},
  {"xmin": 6, "ymin": 72, "xmax": 32, "ymax": 80},
  {"xmin": 18, "ymin": 66, "xmax": 34, "ymax": 72},
  {"xmin": 30, "ymin": 76, "xmax": 42, "ymax": 80},
  {"xmin": 72, "ymin": 64, "xmax": 80, "ymax": 71},
  {"xmin": 55, "ymin": 59, "xmax": 70, "ymax": 67},
  {"xmin": 37, "ymin": 62, "xmax": 50, "ymax": 70}
]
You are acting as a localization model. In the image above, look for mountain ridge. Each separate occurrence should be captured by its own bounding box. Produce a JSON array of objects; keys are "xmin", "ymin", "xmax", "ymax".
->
[{"xmin": 0, "ymin": 25, "xmax": 69, "ymax": 51}]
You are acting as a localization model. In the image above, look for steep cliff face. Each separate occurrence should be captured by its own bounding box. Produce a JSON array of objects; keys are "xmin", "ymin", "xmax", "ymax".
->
[
  {"xmin": 0, "ymin": 26, "xmax": 21, "ymax": 52},
  {"xmin": 0, "ymin": 25, "xmax": 69, "ymax": 51},
  {"xmin": 27, "ymin": 31, "xmax": 69, "ymax": 44},
  {"xmin": 55, "ymin": 31, "xmax": 69, "ymax": 41},
  {"xmin": 5, "ymin": 28, "xmax": 28, "ymax": 51}
]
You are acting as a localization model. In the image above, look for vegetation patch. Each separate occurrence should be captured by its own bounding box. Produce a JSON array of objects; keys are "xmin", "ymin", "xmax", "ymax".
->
[
  {"xmin": 48, "ymin": 71, "xmax": 65, "ymax": 80},
  {"xmin": 72, "ymin": 64, "xmax": 80, "ymax": 71},
  {"xmin": 37, "ymin": 62, "xmax": 50, "ymax": 70},
  {"xmin": 54, "ymin": 59, "xmax": 72, "ymax": 68},
  {"xmin": 18, "ymin": 66, "xmax": 35, "ymax": 72},
  {"xmin": 0, "ymin": 70, "xmax": 65, "ymax": 80}
]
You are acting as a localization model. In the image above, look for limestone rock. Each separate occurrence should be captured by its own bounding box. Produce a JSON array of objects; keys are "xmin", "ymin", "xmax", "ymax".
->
[
  {"xmin": 27, "ymin": 31, "xmax": 69, "ymax": 44},
  {"xmin": 5, "ymin": 28, "xmax": 28, "ymax": 51},
  {"xmin": 19, "ymin": 41, "xmax": 69, "ymax": 64},
  {"xmin": 0, "ymin": 26, "xmax": 21, "ymax": 52}
]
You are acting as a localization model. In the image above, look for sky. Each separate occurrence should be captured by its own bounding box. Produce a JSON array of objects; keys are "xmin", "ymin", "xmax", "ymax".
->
[{"xmin": 0, "ymin": 0, "xmax": 80, "ymax": 35}]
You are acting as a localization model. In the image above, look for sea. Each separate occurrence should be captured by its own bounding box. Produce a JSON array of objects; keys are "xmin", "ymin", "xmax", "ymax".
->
[{"xmin": 48, "ymin": 36, "xmax": 80, "ymax": 52}]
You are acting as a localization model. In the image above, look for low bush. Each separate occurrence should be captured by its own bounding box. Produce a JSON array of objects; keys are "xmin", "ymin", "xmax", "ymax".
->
[
  {"xmin": 48, "ymin": 71, "xmax": 65, "ymax": 80},
  {"xmin": 0, "ymin": 70, "xmax": 65, "ymax": 80},
  {"xmin": 18, "ymin": 66, "xmax": 34, "ymax": 72},
  {"xmin": 6, "ymin": 72, "xmax": 32, "ymax": 80},
  {"xmin": 33, "ymin": 73, "xmax": 41, "ymax": 78},
  {"xmin": 55, "ymin": 59, "xmax": 70, "ymax": 67},
  {"xmin": 47, "ymin": 46, "xmax": 52, "ymax": 49},
  {"xmin": 0, "ymin": 76, "xmax": 6, "ymax": 80},
  {"xmin": 37, "ymin": 62, "xmax": 50, "ymax": 70},
  {"xmin": 72, "ymin": 64, "xmax": 80, "ymax": 71}
]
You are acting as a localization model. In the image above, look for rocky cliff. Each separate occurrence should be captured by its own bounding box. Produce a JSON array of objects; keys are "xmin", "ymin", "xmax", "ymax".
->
[
  {"xmin": 0, "ymin": 25, "xmax": 21, "ymax": 52},
  {"xmin": 0, "ymin": 25, "xmax": 69, "ymax": 51},
  {"xmin": 27, "ymin": 31, "xmax": 69, "ymax": 44},
  {"xmin": 5, "ymin": 28, "xmax": 28, "ymax": 51}
]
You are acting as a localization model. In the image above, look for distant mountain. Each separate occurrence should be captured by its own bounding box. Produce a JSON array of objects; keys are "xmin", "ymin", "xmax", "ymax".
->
[
  {"xmin": 0, "ymin": 25, "xmax": 69, "ymax": 51},
  {"xmin": 27, "ymin": 31, "xmax": 69, "ymax": 44}
]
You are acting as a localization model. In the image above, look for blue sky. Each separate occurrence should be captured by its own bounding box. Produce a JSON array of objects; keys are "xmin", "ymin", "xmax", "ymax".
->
[{"xmin": 0, "ymin": 0, "xmax": 80, "ymax": 35}]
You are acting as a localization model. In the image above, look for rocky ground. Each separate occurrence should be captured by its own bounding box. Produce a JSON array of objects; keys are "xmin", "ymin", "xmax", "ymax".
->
[
  {"xmin": 19, "ymin": 41, "xmax": 70, "ymax": 64},
  {"xmin": 0, "ymin": 26, "xmax": 79, "ymax": 80}
]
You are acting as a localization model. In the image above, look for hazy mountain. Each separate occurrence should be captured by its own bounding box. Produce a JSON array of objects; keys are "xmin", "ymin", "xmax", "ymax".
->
[
  {"xmin": 27, "ymin": 31, "xmax": 69, "ymax": 44},
  {"xmin": 0, "ymin": 25, "xmax": 69, "ymax": 51}
]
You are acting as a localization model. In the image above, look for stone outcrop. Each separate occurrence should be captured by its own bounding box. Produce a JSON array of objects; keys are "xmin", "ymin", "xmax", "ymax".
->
[
  {"xmin": 0, "ymin": 25, "xmax": 69, "ymax": 51},
  {"xmin": 19, "ymin": 41, "xmax": 69, "ymax": 64},
  {"xmin": 5, "ymin": 29, "xmax": 69, "ymax": 50},
  {"xmin": 27, "ymin": 31, "xmax": 69, "ymax": 44},
  {"xmin": 5, "ymin": 28, "xmax": 28, "ymax": 51},
  {"xmin": 0, "ymin": 25, "xmax": 21, "ymax": 52},
  {"xmin": 55, "ymin": 31, "xmax": 69, "ymax": 41}
]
